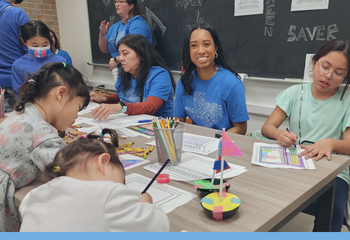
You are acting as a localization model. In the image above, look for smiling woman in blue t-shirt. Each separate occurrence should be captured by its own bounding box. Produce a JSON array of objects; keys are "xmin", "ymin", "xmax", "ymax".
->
[
  {"xmin": 90, "ymin": 34, "xmax": 175, "ymax": 120},
  {"xmin": 98, "ymin": 0, "xmax": 152, "ymax": 72},
  {"xmin": 174, "ymin": 23, "xmax": 249, "ymax": 134}
]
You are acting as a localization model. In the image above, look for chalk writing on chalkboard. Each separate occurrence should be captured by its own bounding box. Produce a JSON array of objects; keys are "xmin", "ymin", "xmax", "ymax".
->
[
  {"xmin": 102, "ymin": 0, "xmax": 110, "ymax": 6},
  {"xmin": 186, "ymin": 11, "xmax": 204, "ymax": 29},
  {"xmin": 176, "ymin": 0, "xmax": 203, "ymax": 10},
  {"xmin": 287, "ymin": 24, "xmax": 338, "ymax": 42},
  {"xmin": 264, "ymin": 1, "xmax": 275, "ymax": 37},
  {"xmin": 145, "ymin": 7, "xmax": 166, "ymax": 46}
]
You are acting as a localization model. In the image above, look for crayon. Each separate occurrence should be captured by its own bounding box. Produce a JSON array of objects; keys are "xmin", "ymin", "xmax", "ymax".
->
[{"xmin": 150, "ymin": 145, "xmax": 155, "ymax": 152}]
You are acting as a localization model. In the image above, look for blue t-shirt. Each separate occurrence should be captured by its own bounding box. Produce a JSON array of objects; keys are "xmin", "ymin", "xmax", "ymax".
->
[
  {"xmin": 115, "ymin": 66, "xmax": 174, "ymax": 118},
  {"xmin": 57, "ymin": 49, "xmax": 72, "ymax": 66},
  {"xmin": 0, "ymin": 0, "xmax": 29, "ymax": 87},
  {"xmin": 106, "ymin": 15, "xmax": 152, "ymax": 58},
  {"xmin": 11, "ymin": 52, "xmax": 66, "ymax": 98},
  {"xmin": 174, "ymin": 66, "xmax": 249, "ymax": 130}
]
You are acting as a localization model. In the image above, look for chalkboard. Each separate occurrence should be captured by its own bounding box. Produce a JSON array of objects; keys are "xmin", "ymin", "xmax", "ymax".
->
[{"xmin": 87, "ymin": 0, "xmax": 350, "ymax": 79}]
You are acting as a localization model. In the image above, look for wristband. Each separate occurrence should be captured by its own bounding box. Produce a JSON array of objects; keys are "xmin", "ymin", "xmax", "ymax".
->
[
  {"xmin": 119, "ymin": 102, "xmax": 127, "ymax": 113},
  {"xmin": 114, "ymin": 57, "xmax": 118, "ymax": 63}
]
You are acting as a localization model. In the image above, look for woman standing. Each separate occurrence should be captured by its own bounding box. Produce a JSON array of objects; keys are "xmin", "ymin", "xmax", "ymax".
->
[
  {"xmin": 98, "ymin": 0, "xmax": 152, "ymax": 72},
  {"xmin": 91, "ymin": 34, "xmax": 174, "ymax": 119},
  {"xmin": 174, "ymin": 23, "xmax": 249, "ymax": 134}
]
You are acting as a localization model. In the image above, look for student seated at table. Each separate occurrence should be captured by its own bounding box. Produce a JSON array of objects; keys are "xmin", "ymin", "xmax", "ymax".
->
[
  {"xmin": 19, "ymin": 129, "xmax": 170, "ymax": 232},
  {"xmin": 90, "ymin": 34, "xmax": 175, "ymax": 120},
  {"xmin": 0, "ymin": 62, "xmax": 90, "ymax": 232},
  {"xmin": 11, "ymin": 20, "xmax": 67, "ymax": 99},
  {"xmin": 50, "ymin": 29, "xmax": 73, "ymax": 65},
  {"xmin": 173, "ymin": 23, "xmax": 249, "ymax": 134},
  {"xmin": 261, "ymin": 39, "xmax": 350, "ymax": 232}
]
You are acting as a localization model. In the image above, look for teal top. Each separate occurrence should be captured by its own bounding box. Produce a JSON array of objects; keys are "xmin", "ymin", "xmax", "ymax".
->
[{"xmin": 276, "ymin": 82, "xmax": 350, "ymax": 184}]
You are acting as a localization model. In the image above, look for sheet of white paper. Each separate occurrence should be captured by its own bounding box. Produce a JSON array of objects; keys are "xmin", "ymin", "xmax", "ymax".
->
[
  {"xmin": 78, "ymin": 102, "xmax": 100, "ymax": 116},
  {"xmin": 144, "ymin": 152, "xmax": 247, "ymax": 182},
  {"xmin": 125, "ymin": 173, "xmax": 197, "ymax": 213},
  {"xmin": 147, "ymin": 133, "xmax": 219, "ymax": 155},
  {"xmin": 291, "ymin": 0, "xmax": 329, "ymax": 12},
  {"xmin": 251, "ymin": 142, "xmax": 316, "ymax": 170},
  {"xmin": 234, "ymin": 0, "xmax": 264, "ymax": 17},
  {"xmin": 119, "ymin": 154, "xmax": 150, "ymax": 170},
  {"xmin": 303, "ymin": 54, "xmax": 314, "ymax": 82}
]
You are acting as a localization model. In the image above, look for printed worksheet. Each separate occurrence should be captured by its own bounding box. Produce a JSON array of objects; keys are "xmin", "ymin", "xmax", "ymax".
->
[
  {"xmin": 251, "ymin": 142, "xmax": 316, "ymax": 169},
  {"xmin": 147, "ymin": 133, "xmax": 220, "ymax": 155},
  {"xmin": 144, "ymin": 152, "xmax": 247, "ymax": 182},
  {"xmin": 120, "ymin": 154, "xmax": 150, "ymax": 170},
  {"xmin": 234, "ymin": 0, "xmax": 264, "ymax": 17},
  {"xmin": 291, "ymin": 0, "xmax": 329, "ymax": 12},
  {"xmin": 125, "ymin": 173, "xmax": 197, "ymax": 213}
]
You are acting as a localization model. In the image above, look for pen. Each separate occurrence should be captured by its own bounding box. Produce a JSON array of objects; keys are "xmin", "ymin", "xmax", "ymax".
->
[
  {"xmin": 286, "ymin": 128, "xmax": 297, "ymax": 147},
  {"xmin": 142, "ymin": 159, "xmax": 170, "ymax": 194}
]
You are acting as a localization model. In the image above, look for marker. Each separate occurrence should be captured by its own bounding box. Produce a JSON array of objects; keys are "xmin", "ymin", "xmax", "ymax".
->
[
  {"xmin": 138, "ymin": 119, "xmax": 152, "ymax": 123},
  {"xmin": 143, "ymin": 150, "xmax": 147, "ymax": 159},
  {"xmin": 62, "ymin": 136, "xmax": 68, "ymax": 140},
  {"xmin": 150, "ymin": 145, "xmax": 155, "ymax": 152},
  {"xmin": 286, "ymin": 128, "xmax": 297, "ymax": 147},
  {"xmin": 135, "ymin": 153, "xmax": 144, "ymax": 157}
]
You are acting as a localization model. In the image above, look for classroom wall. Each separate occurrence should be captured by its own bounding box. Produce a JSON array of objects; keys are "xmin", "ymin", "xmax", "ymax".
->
[
  {"xmin": 55, "ymin": 0, "xmax": 291, "ymax": 134},
  {"xmin": 15, "ymin": 0, "xmax": 60, "ymax": 37}
]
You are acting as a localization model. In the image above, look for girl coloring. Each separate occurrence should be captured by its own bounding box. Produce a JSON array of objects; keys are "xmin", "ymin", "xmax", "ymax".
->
[
  {"xmin": 19, "ymin": 129, "xmax": 170, "ymax": 232},
  {"xmin": 261, "ymin": 39, "xmax": 350, "ymax": 232},
  {"xmin": 0, "ymin": 62, "xmax": 90, "ymax": 231}
]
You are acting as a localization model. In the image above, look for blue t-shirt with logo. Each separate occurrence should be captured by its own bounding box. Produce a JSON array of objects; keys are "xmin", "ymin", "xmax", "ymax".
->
[
  {"xmin": 106, "ymin": 15, "xmax": 152, "ymax": 58},
  {"xmin": 116, "ymin": 66, "xmax": 174, "ymax": 118},
  {"xmin": 174, "ymin": 66, "xmax": 249, "ymax": 130}
]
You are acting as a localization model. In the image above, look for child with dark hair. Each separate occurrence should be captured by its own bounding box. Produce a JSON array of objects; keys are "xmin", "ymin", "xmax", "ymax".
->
[
  {"xmin": 19, "ymin": 129, "xmax": 170, "ymax": 232},
  {"xmin": 50, "ymin": 29, "xmax": 72, "ymax": 65},
  {"xmin": 11, "ymin": 20, "xmax": 67, "ymax": 99},
  {"xmin": 0, "ymin": 62, "xmax": 90, "ymax": 231}
]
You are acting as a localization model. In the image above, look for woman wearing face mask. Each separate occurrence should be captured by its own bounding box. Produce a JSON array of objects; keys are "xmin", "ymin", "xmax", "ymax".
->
[{"xmin": 11, "ymin": 20, "xmax": 66, "ymax": 99}]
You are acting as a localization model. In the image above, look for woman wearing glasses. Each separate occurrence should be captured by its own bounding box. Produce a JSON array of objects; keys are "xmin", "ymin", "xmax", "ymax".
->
[
  {"xmin": 262, "ymin": 39, "xmax": 350, "ymax": 232},
  {"xmin": 98, "ymin": 0, "xmax": 152, "ymax": 72}
]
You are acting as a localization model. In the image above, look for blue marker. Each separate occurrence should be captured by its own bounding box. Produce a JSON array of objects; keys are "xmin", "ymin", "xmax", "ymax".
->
[{"xmin": 138, "ymin": 119, "xmax": 152, "ymax": 123}]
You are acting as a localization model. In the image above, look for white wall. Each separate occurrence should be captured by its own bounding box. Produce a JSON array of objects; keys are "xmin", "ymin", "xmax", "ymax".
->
[{"xmin": 55, "ymin": 0, "xmax": 296, "ymax": 134}]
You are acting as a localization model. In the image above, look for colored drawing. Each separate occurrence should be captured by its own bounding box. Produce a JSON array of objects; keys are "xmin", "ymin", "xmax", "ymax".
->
[
  {"xmin": 127, "ymin": 123, "xmax": 154, "ymax": 136},
  {"xmin": 259, "ymin": 146, "xmax": 305, "ymax": 168},
  {"xmin": 121, "ymin": 159, "xmax": 144, "ymax": 168}
]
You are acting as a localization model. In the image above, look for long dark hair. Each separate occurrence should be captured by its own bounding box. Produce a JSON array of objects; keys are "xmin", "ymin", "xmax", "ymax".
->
[
  {"xmin": 19, "ymin": 20, "xmax": 52, "ymax": 47},
  {"xmin": 312, "ymin": 39, "xmax": 350, "ymax": 100},
  {"xmin": 50, "ymin": 29, "xmax": 60, "ymax": 50},
  {"xmin": 117, "ymin": 34, "xmax": 175, "ymax": 101},
  {"xmin": 45, "ymin": 129, "xmax": 123, "ymax": 180},
  {"xmin": 15, "ymin": 62, "xmax": 90, "ymax": 112},
  {"xmin": 126, "ymin": 0, "xmax": 144, "ymax": 20},
  {"xmin": 181, "ymin": 23, "xmax": 240, "ymax": 95}
]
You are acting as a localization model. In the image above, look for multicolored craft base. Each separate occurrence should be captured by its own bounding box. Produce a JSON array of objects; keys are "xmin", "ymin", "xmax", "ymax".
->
[
  {"xmin": 194, "ymin": 179, "xmax": 230, "ymax": 198},
  {"xmin": 200, "ymin": 192, "xmax": 241, "ymax": 220}
]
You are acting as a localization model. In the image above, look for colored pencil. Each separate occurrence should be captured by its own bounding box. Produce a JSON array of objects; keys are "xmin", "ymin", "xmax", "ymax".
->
[{"xmin": 142, "ymin": 159, "xmax": 170, "ymax": 194}]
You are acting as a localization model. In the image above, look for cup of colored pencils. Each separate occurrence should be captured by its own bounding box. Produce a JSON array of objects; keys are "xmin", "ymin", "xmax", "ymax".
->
[{"xmin": 152, "ymin": 118, "xmax": 183, "ymax": 166}]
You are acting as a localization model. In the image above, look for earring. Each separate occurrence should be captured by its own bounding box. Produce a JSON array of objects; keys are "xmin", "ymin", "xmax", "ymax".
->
[{"xmin": 215, "ymin": 53, "xmax": 218, "ymax": 58}]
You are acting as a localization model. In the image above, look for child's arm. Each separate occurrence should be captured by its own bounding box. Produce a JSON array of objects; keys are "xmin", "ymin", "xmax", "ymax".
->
[
  {"xmin": 261, "ymin": 106, "xmax": 297, "ymax": 147},
  {"xmin": 299, "ymin": 127, "xmax": 350, "ymax": 161},
  {"xmin": 227, "ymin": 121, "xmax": 247, "ymax": 135}
]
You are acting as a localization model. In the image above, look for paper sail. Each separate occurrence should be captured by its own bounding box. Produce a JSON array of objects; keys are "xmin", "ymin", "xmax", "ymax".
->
[
  {"xmin": 221, "ymin": 130, "xmax": 244, "ymax": 157},
  {"xmin": 213, "ymin": 155, "xmax": 230, "ymax": 173}
]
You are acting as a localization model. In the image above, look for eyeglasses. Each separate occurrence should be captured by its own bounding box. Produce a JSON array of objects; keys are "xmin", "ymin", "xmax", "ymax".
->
[
  {"xmin": 317, "ymin": 61, "xmax": 347, "ymax": 83},
  {"xmin": 114, "ymin": 0, "xmax": 127, "ymax": 5}
]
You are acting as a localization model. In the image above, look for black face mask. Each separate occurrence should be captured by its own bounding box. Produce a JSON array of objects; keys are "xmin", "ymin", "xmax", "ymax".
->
[{"xmin": 15, "ymin": 0, "xmax": 24, "ymax": 4}]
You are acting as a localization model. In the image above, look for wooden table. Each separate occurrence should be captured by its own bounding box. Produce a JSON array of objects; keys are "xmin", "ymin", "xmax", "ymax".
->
[{"xmin": 14, "ymin": 123, "xmax": 350, "ymax": 232}]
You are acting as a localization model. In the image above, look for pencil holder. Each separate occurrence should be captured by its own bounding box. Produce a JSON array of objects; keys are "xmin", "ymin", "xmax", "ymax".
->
[{"xmin": 153, "ymin": 123, "xmax": 184, "ymax": 166}]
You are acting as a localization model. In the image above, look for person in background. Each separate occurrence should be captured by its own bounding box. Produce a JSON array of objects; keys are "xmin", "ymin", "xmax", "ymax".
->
[
  {"xmin": 91, "ymin": 34, "xmax": 175, "ymax": 119},
  {"xmin": 19, "ymin": 128, "xmax": 170, "ymax": 232},
  {"xmin": 50, "ymin": 29, "xmax": 73, "ymax": 65},
  {"xmin": 261, "ymin": 39, "xmax": 350, "ymax": 232},
  {"xmin": 0, "ymin": 62, "xmax": 90, "ymax": 232},
  {"xmin": 11, "ymin": 20, "xmax": 67, "ymax": 99},
  {"xmin": 98, "ymin": 0, "xmax": 152, "ymax": 72},
  {"xmin": 174, "ymin": 23, "xmax": 249, "ymax": 134},
  {"xmin": 0, "ymin": 0, "xmax": 29, "ymax": 112}
]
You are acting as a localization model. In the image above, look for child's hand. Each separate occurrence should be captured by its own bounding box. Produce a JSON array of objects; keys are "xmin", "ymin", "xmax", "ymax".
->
[
  {"xmin": 277, "ymin": 130, "xmax": 297, "ymax": 147},
  {"xmin": 299, "ymin": 139, "xmax": 333, "ymax": 161},
  {"xmin": 90, "ymin": 92, "xmax": 106, "ymax": 103},
  {"xmin": 99, "ymin": 20, "xmax": 109, "ymax": 36},
  {"xmin": 140, "ymin": 192, "xmax": 153, "ymax": 204},
  {"xmin": 91, "ymin": 103, "xmax": 122, "ymax": 121}
]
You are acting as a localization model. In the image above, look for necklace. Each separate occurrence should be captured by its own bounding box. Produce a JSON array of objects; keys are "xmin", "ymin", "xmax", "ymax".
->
[{"xmin": 33, "ymin": 101, "xmax": 48, "ymax": 122}]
